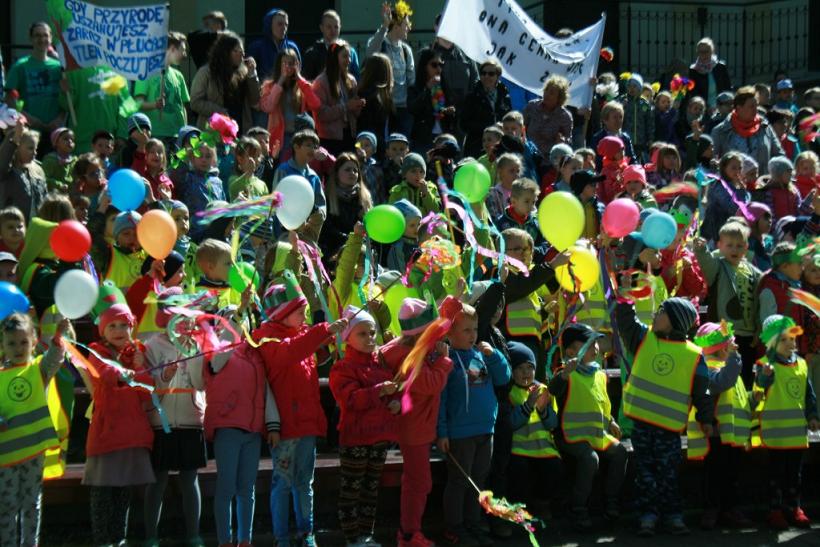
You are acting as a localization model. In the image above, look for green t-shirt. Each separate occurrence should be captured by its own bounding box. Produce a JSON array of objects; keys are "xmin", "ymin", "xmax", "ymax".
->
[
  {"xmin": 132, "ymin": 65, "xmax": 190, "ymax": 138},
  {"xmin": 229, "ymin": 173, "xmax": 269, "ymax": 201},
  {"xmin": 5, "ymin": 55, "xmax": 64, "ymax": 126}
]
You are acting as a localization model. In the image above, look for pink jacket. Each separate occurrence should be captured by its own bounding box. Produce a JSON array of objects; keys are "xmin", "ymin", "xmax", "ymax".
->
[
  {"xmin": 259, "ymin": 77, "xmax": 321, "ymax": 157},
  {"xmin": 203, "ymin": 342, "xmax": 267, "ymax": 441},
  {"xmin": 311, "ymin": 72, "xmax": 358, "ymax": 141}
]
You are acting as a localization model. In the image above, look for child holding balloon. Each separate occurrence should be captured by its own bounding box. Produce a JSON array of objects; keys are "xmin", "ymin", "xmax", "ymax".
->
[
  {"xmin": 0, "ymin": 313, "xmax": 71, "ymax": 547},
  {"xmin": 91, "ymin": 209, "xmax": 148, "ymax": 293}
]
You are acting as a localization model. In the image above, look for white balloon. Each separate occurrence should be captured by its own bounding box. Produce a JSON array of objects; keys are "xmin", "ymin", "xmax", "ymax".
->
[
  {"xmin": 275, "ymin": 175, "xmax": 315, "ymax": 231},
  {"xmin": 54, "ymin": 269, "xmax": 99, "ymax": 319}
]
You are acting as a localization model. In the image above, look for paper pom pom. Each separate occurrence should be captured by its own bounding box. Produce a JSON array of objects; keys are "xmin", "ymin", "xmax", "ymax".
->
[
  {"xmin": 651, "ymin": 82, "xmax": 661, "ymax": 93},
  {"xmin": 101, "ymin": 75, "xmax": 127, "ymax": 96},
  {"xmin": 0, "ymin": 104, "xmax": 23, "ymax": 130},
  {"xmin": 619, "ymin": 72, "xmax": 632, "ymax": 81},
  {"xmin": 208, "ymin": 113, "xmax": 239, "ymax": 145},
  {"xmin": 394, "ymin": 0, "xmax": 413, "ymax": 20},
  {"xmin": 600, "ymin": 47, "xmax": 614, "ymax": 62}
]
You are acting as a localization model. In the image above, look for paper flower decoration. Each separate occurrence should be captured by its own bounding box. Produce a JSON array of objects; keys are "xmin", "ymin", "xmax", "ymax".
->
[
  {"xmin": 600, "ymin": 47, "xmax": 614, "ymax": 62},
  {"xmin": 208, "ymin": 113, "xmax": 239, "ymax": 145},
  {"xmin": 651, "ymin": 82, "xmax": 661, "ymax": 93},
  {"xmin": 0, "ymin": 104, "xmax": 23, "ymax": 131},
  {"xmin": 798, "ymin": 112, "xmax": 820, "ymax": 144},
  {"xmin": 619, "ymin": 72, "xmax": 632, "ymax": 81},
  {"xmin": 101, "ymin": 74, "xmax": 127, "ymax": 96},
  {"xmin": 394, "ymin": 0, "xmax": 413, "ymax": 20}
]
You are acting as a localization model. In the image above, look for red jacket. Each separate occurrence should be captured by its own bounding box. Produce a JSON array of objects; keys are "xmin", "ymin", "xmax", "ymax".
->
[
  {"xmin": 259, "ymin": 78, "xmax": 321, "ymax": 157},
  {"xmin": 758, "ymin": 271, "xmax": 808, "ymax": 354},
  {"xmin": 796, "ymin": 175, "xmax": 820, "ymax": 200},
  {"xmin": 381, "ymin": 338, "xmax": 452, "ymax": 446},
  {"xmin": 85, "ymin": 341, "xmax": 154, "ymax": 457},
  {"xmin": 660, "ymin": 246, "xmax": 707, "ymax": 301},
  {"xmin": 204, "ymin": 342, "xmax": 268, "ymax": 441},
  {"xmin": 329, "ymin": 347, "xmax": 398, "ymax": 446},
  {"xmin": 256, "ymin": 320, "xmax": 332, "ymax": 440}
]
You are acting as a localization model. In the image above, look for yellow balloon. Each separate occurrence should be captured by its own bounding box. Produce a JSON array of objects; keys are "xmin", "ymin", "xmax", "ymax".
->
[
  {"xmin": 537, "ymin": 191, "xmax": 585, "ymax": 251},
  {"xmin": 554, "ymin": 245, "xmax": 601, "ymax": 292}
]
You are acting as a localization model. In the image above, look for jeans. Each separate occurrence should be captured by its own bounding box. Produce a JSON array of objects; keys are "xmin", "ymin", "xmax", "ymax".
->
[
  {"xmin": 270, "ymin": 435, "xmax": 317, "ymax": 543},
  {"xmin": 213, "ymin": 428, "xmax": 262, "ymax": 544}
]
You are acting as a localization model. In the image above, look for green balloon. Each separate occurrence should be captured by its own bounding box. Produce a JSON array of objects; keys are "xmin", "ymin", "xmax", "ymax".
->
[
  {"xmin": 228, "ymin": 262, "xmax": 260, "ymax": 293},
  {"xmin": 364, "ymin": 205, "xmax": 406, "ymax": 244},
  {"xmin": 454, "ymin": 161, "xmax": 491, "ymax": 203}
]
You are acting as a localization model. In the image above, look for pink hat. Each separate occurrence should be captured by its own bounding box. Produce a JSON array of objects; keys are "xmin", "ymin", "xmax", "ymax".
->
[
  {"xmin": 398, "ymin": 298, "xmax": 437, "ymax": 336},
  {"xmin": 50, "ymin": 127, "xmax": 71, "ymax": 147},
  {"xmin": 596, "ymin": 135, "xmax": 624, "ymax": 159},
  {"xmin": 98, "ymin": 303, "xmax": 135, "ymax": 336},
  {"xmin": 748, "ymin": 202, "xmax": 772, "ymax": 222},
  {"xmin": 622, "ymin": 164, "xmax": 647, "ymax": 185},
  {"xmin": 694, "ymin": 321, "xmax": 734, "ymax": 355}
]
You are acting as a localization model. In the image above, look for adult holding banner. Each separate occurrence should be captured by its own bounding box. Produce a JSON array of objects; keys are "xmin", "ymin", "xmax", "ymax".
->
[
  {"xmin": 460, "ymin": 59, "xmax": 511, "ymax": 159},
  {"xmin": 522, "ymin": 76, "xmax": 573, "ymax": 163},
  {"xmin": 190, "ymin": 32, "xmax": 261, "ymax": 135}
]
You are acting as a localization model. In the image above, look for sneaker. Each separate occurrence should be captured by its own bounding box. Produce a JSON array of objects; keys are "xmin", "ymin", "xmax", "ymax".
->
[
  {"xmin": 397, "ymin": 531, "xmax": 435, "ymax": 547},
  {"xmin": 301, "ymin": 534, "xmax": 318, "ymax": 547},
  {"xmin": 700, "ymin": 509, "xmax": 718, "ymax": 530},
  {"xmin": 359, "ymin": 536, "xmax": 381, "ymax": 547},
  {"xmin": 665, "ymin": 516, "xmax": 690, "ymax": 535},
  {"xmin": 488, "ymin": 518, "xmax": 512, "ymax": 539},
  {"xmin": 467, "ymin": 527, "xmax": 494, "ymax": 547},
  {"xmin": 720, "ymin": 509, "xmax": 754, "ymax": 528},
  {"xmin": 442, "ymin": 527, "xmax": 479, "ymax": 546},
  {"xmin": 789, "ymin": 507, "xmax": 811, "ymax": 528},
  {"xmin": 637, "ymin": 516, "xmax": 656, "ymax": 537},
  {"xmin": 572, "ymin": 508, "xmax": 593, "ymax": 531},
  {"xmin": 767, "ymin": 509, "xmax": 789, "ymax": 530}
]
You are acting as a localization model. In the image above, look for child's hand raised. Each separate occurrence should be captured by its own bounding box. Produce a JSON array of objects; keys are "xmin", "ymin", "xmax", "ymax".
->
[
  {"xmin": 692, "ymin": 237, "xmax": 707, "ymax": 252},
  {"xmin": 328, "ymin": 318, "xmax": 349, "ymax": 335},
  {"xmin": 119, "ymin": 368, "xmax": 136, "ymax": 383},
  {"xmin": 288, "ymin": 230, "xmax": 300, "ymax": 247},
  {"xmin": 548, "ymin": 251, "xmax": 571, "ymax": 269},
  {"xmin": 353, "ymin": 222, "xmax": 365, "ymax": 237},
  {"xmin": 535, "ymin": 388, "xmax": 551, "ymax": 412},
  {"xmin": 434, "ymin": 341, "xmax": 449, "ymax": 357},
  {"xmin": 477, "ymin": 341, "xmax": 494, "ymax": 356},
  {"xmin": 55, "ymin": 317, "xmax": 72, "ymax": 340}
]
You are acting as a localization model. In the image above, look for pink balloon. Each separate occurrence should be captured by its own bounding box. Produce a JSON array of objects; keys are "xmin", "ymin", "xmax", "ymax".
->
[{"xmin": 602, "ymin": 198, "xmax": 640, "ymax": 238}]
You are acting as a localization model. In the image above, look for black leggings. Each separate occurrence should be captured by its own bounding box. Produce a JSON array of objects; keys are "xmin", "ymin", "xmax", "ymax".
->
[{"xmin": 89, "ymin": 486, "xmax": 131, "ymax": 545}]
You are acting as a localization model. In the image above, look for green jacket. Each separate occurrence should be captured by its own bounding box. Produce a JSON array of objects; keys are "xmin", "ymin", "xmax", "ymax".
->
[
  {"xmin": 41, "ymin": 153, "xmax": 75, "ymax": 193},
  {"xmin": 388, "ymin": 180, "xmax": 441, "ymax": 217},
  {"xmin": 694, "ymin": 248, "xmax": 761, "ymax": 337},
  {"xmin": 620, "ymin": 94, "xmax": 654, "ymax": 154}
]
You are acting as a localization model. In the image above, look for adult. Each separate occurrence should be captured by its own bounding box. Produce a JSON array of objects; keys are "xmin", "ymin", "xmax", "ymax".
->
[
  {"xmin": 356, "ymin": 53, "xmax": 396, "ymax": 160},
  {"xmin": 312, "ymin": 41, "xmax": 363, "ymax": 156},
  {"xmin": 711, "ymin": 86, "xmax": 784, "ymax": 174},
  {"xmin": 460, "ymin": 60, "xmax": 511, "ymax": 159},
  {"xmin": 190, "ymin": 31, "xmax": 261, "ymax": 135},
  {"xmin": 408, "ymin": 49, "xmax": 456, "ymax": 155},
  {"xmin": 688, "ymin": 37, "xmax": 731, "ymax": 112},
  {"xmin": 4, "ymin": 22, "xmax": 64, "ymax": 156},
  {"xmin": 0, "ymin": 121, "xmax": 48, "ymax": 222},
  {"xmin": 259, "ymin": 49, "xmax": 321, "ymax": 160},
  {"xmin": 187, "ymin": 11, "xmax": 227, "ymax": 69},
  {"xmin": 365, "ymin": 1, "xmax": 415, "ymax": 137},
  {"xmin": 522, "ymin": 75, "xmax": 573, "ymax": 163},
  {"xmin": 302, "ymin": 10, "xmax": 361, "ymax": 81},
  {"xmin": 319, "ymin": 153, "xmax": 373, "ymax": 259}
]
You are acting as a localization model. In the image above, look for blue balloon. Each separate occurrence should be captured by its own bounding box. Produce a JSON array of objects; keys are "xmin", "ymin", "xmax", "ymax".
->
[
  {"xmin": 108, "ymin": 169, "xmax": 146, "ymax": 211},
  {"xmin": 0, "ymin": 281, "xmax": 30, "ymax": 321},
  {"xmin": 640, "ymin": 212, "xmax": 677, "ymax": 249}
]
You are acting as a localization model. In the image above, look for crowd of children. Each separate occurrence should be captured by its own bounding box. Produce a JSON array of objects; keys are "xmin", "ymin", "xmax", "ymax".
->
[{"xmin": 2, "ymin": 5, "xmax": 820, "ymax": 547}]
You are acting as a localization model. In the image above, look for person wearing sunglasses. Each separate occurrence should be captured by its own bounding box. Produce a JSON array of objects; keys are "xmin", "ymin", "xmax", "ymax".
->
[
  {"xmin": 408, "ymin": 50, "xmax": 456, "ymax": 155},
  {"xmin": 460, "ymin": 60, "xmax": 512, "ymax": 159}
]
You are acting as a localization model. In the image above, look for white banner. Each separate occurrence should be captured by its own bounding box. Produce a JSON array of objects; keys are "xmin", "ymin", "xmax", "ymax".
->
[
  {"xmin": 48, "ymin": 0, "xmax": 169, "ymax": 80},
  {"xmin": 437, "ymin": 0, "xmax": 606, "ymax": 108}
]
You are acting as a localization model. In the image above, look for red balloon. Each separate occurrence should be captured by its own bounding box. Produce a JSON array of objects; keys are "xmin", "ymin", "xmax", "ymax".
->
[
  {"xmin": 602, "ymin": 198, "xmax": 640, "ymax": 238},
  {"xmin": 49, "ymin": 220, "xmax": 91, "ymax": 262}
]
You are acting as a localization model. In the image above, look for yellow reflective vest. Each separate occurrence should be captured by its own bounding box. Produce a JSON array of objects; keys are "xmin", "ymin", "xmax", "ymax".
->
[
  {"xmin": 509, "ymin": 384, "xmax": 560, "ymax": 458},
  {"xmin": 506, "ymin": 291, "xmax": 542, "ymax": 338},
  {"xmin": 686, "ymin": 359, "xmax": 752, "ymax": 460},
  {"xmin": 105, "ymin": 245, "xmax": 146, "ymax": 292},
  {"xmin": 136, "ymin": 290, "xmax": 162, "ymax": 338},
  {"xmin": 562, "ymin": 369, "xmax": 617, "ymax": 451},
  {"xmin": 0, "ymin": 358, "xmax": 59, "ymax": 467},
  {"xmin": 623, "ymin": 330, "xmax": 701, "ymax": 432},
  {"xmin": 757, "ymin": 356, "xmax": 809, "ymax": 449}
]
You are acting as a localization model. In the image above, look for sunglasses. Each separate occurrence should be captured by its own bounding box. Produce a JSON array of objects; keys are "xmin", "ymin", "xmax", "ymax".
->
[{"xmin": 481, "ymin": 71, "xmax": 498, "ymax": 76}]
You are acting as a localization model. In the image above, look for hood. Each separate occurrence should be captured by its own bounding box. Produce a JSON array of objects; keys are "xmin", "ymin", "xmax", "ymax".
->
[
  {"xmin": 262, "ymin": 8, "xmax": 285, "ymax": 43},
  {"xmin": 254, "ymin": 318, "xmax": 307, "ymax": 340}
]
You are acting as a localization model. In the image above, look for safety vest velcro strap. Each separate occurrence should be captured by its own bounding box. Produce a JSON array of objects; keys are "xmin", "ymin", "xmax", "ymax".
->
[
  {"xmin": 564, "ymin": 411, "xmax": 606, "ymax": 423},
  {"xmin": 687, "ymin": 437, "xmax": 708, "ymax": 449},
  {"xmin": 507, "ymin": 316, "xmax": 541, "ymax": 330},
  {"xmin": 4, "ymin": 406, "xmax": 51, "ymax": 430},
  {"xmin": 629, "ymin": 375, "xmax": 691, "ymax": 405},
  {"xmin": 764, "ymin": 425, "xmax": 807, "ymax": 439},
  {"xmin": 513, "ymin": 437, "xmax": 556, "ymax": 451},
  {"xmin": 564, "ymin": 426, "xmax": 605, "ymax": 438},
  {"xmin": 624, "ymin": 393, "xmax": 689, "ymax": 423},
  {"xmin": 0, "ymin": 427, "xmax": 58, "ymax": 455},
  {"xmin": 720, "ymin": 423, "xmax": 749, "ymax": 436},
  {"xmin": 763, "ymin": 408, "xmax": 805, "ymax": 420}
]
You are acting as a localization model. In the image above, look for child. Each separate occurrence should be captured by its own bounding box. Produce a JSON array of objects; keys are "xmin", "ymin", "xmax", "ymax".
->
[
  {"xmin": 752, "ymin": 156, "xmax": 806, "ymax": 222},
  {"xmin": 552, "ymin": 154, "xmax": 582, "ymax": 194},
  {"xmin": 477, "ymin": 125, "xmax": 503, "ymax": 182},
  {"xmin": 686, "ymin": 322, "xmax": 753, "ymax": 529},
  {"xmin": 329, "ymin": 306, "xmax": 400, "ymax": 546},
  {"xmin": 0, "ymin": 121, "xmax": 48, "ymax": 221},
  {"xmin": 747, "ymin": 202, "xmax": 774, "ymax": 271},
  {"xmin": 273, "ymin": 129, "xmax": 328, "ymax": 223},
  {"xmin": 493, "ymin": 178, "xmax": 548, "ymax": 261},
  {"xmin": 570, "ymin": 170, "xmax": 607, "ymax": 240},
  {"xmin": 590, "ymin": 101, "xmax": 636, "ymax": 170},
  {"xmin": 575, "ymin": 148, "xmax": 596, "ymax": 171},
  {"xmin": 229, "ymin": 137, "xmax": 269, "ymax": 200},
  {"xmin": 383, "ymin": 133, "xmax": 410, "ymax": 194},
  {"xmin": 755, "ymin": 315, "xmax": 819, "ymax": 529},
  {"xmin": 253, "ymin": 271, "xmax": 348, "ymax": 547},
  {"xmin": 71, "ymin": 153, "xmax": 107, "ymax": 213},
  {"xmin": 388, "ymin": 153, "xmax": 441, "ymax": 218},
  {"xmin": 381, "ymin": 298, "xmax": 452, "ymax": 547},
  {"xmin": 500, "ymin": 111, "xmax": 541, "ymax": 180},
  {"xmin": 540, "ymin": 143, "xmax": 574, "ymax": 193},
  {"xmin": 176, "ymin": 142, "xmax": 225, "ymax": 241},
  {"xmin": 615, "ymin": 295, "xmax": 714, "ymax": 536},
  {"xmin": 659, "ymin": 199, "xmax": 707, "ymax": 301},
  {"xmin": 41, "ymin": 127, "xmax": 76, "ymax": 192},
  {"xmin": 550, "ymin": 323, "xmax": 627, "ymax": 528},
  {"xmin": 246, "ymin": 126, "xmax": 278, "ymax": 189},
  {"xmin": 356, "ymin": 131, "xmax": 386, "ymax": 204},
  {"xmin": 794, "ymin": 151, "xmax": 819, "ymax": 199},
  {"xmin": 126, "ymin": 252, "xmax": 185, "ymax": 339},
  {"xmin": 596, "ymin": 135, "xmax": 628, "ymax": 204},
  {"xmin": 773, "ymin": 79, "xmax": 798, "ymax": 115},
  {"xmin": 0, "ymin": 252, "xmax": 18, "ymax": 283},
  {"xmin": 91, "ymin": 130, "xmax": 116, "ymax": 176},
  {"xmin": 684, "ymin": 130, "xmax": 715, "ymax": 171},
  {"xmin": 486, "ymin": 153, "xmax": 523, "ymax": 220},
  {"xmin": 140, "ymin": 139, "xmax": 174, "ymax": 200},
  {"xmin": 758, "ymin": 241, "xmax": 807, "ymax": 348},
  {"xmin": 646, "ymin": 144, "xmax": 681, "ymax": 189},
  {"xmin": 125, "ymin": 113, "xmax": 153, "ymax": 173},
  {"xmin": 0, "ymin": 206, "xmax": 26, "ymax": 257},
  {"xmin": 90, "ymin": 209, "xmax": 148, "ymax": 293},
  {"xmin": 767, "ymin": 109, "xmax": 801, "ymax": 161},
  {"xmin": 694, "ymin": 224, "xmax": 762, "ymax": 387},
  {"xmin": 619, "ymin": 73, "xmax": 654, "ymax": 161},
  {"xmin": 437, "ymin": 303, "xmax": 511, "ymax": 545},
  {"xmin": 387, "ymin": 199, "xmax": 422, "ymax": 273},
  {"xmin": 701, "ymin": 152, "xmax": 751, "ymax": 243},
  {"xmin": 195, "ymin": 238, "xmax": 239, "ymax": 309},
  {"xmin": 617, "ymin": 164, "xmax": 657, "ymax": 210},
  {"xmin": 0, "ymin": 313, "xmax": 69, "ymax": 547},
  {"xmin": 740, "ymin": 154, "xmax": 759, "ymax": 192},
  {"xmin": 83, "ymin": 304, "xmax": 156, "ymax": 546},
  {"xmin": 653, "ymin": 91, "xmax": 679, "ymax": 143}
]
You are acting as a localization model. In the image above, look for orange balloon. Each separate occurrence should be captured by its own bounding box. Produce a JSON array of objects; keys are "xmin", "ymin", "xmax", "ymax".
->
[{"xmin": 137, "ymin": 209, "xmax": 178, "ymax": 259}]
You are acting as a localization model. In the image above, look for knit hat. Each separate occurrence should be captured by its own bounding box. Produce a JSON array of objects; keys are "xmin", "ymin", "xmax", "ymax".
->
[
  {"xmin": 401, "ymin": 152, "xmax": 427, "ymax": 176},
  {"xmin": 748, "ymin": 202, "xmax": 772, "ymax": 222},
  {"xmin": 771, "ymin": 244, "xmax": 802, "ymax": 269},
  {"xmin": 356, "ymin": 131, "xmax": 378, "ymax": 150},
  {"xmin": 622, "ymin": 164, "xmax": 647, "ymax": 185},
  {"xmin": 560, "ymin": 322, "xmax": 603, "ymax": 349},
  {"xmin": 596, "ymin": 135, "xmax": 625, "ymax": 159},
  {"xmin": 716, "ymin": 91, "xmax": 734, "ymax": 105},
  {"xmin": 140, "ymin": 250, "xmax": 184, "ymax": 282},
  {"xmin": 740, "ymin": 154, "xmax": 758, "ymax": 177},
  {"xmin": 761, "ymin": 314, "xmax": 802, "ymax": 346},
  {"xmin": 176, "ymin": 125, "xmax": 201, "ymax": 150},
  {"xmin": 393, "ymin": 198, "xmax": 422, "ymax": 220},
  {"xmin": 98, "ymin": 303, "xmax": 135, "ymax": 336},
  {"xmin": 627, "ymin": 73, "xmax": 644, "ymax": 89},
  {"xmin": 507, "ymin": 340, "xmax": 535, "ymax": 370},
  {"xmin": 768, "ymin": 156, "xmax": 794, "ymax": 179},
  {"xmin": 340, "ymin": 305, "xmax": 376, "ymax": 341},
  {"xmin": 549, "ymin": 143, "xmax": 574, "ymax": 165},
  {"xmin": 694, "ymin": 321, "xmax": 734, "ymax": 355},
  {"xmin": 659, "ymin": 297, "xmax": 699, "ymax": 335},
  {"xmin": 155, "ymin": 286, "xmax": 184, "ymax": 329},
  {"xmin": 398, "ymin": 297, "xmax": 437, "ymax": 335},
  {"xmin": 17, "ymin": 217, "xmax": 57, "ymax": 280},
  {"xmin": 294, "ymin": 113, "xmax": 316, "ymax": 132},
  {"xmin": 113, "ymin": 211, "xmax": 141, "ymax": 240},
  {"xmin": 163, "ymin": 199, "xmax": 189, "ymax": 213},
  {"xmin": 263, "ymin": 269, "xmax": 307, "ymax": 321},
  {"xmin": 92, "ymin": 280, "xmax": 126, "ymax": 320},
  {"xmin": 387, "ymin": 133, "xmax": 409, "ymax": 145},
  {"xmin": 127, "ymin": 113, "xmax": 152, "ymax": 134},
  {"xmin": 50, "ymin": 127, "xmax": 71, "ymax": 147},
  {"xmin": 570, "ymin": 169, "xmax": 605, "ymax": 195}
]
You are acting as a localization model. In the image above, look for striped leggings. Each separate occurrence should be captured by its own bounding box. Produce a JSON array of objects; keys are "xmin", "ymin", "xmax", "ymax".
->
[{"xmin": 337, "ymin": 443, "xmax": 388, "ymax": 542}]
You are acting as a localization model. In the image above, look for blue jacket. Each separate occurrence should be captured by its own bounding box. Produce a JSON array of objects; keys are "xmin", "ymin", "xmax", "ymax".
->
[
  {"xmin": 437, "ymin": 348, "xmax": 511, "ymax": 440},
  {"xmin": 178, "ymin": 167, "xmax": 225, "ymax": 242},
  {"xmin": 273, "ymin": 158, "xmax": 327, "ymax": 215},
  {"xmin": 494, "ymin": 209, "xmax": 549, "ymax": 263},
  {"xmin": 248, "ymin": 8, "xmax": 302, "ymax": 80}
]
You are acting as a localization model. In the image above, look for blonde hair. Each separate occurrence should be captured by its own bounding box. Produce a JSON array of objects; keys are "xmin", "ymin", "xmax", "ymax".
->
[
  {"xmin": 145, "ymin": 139, "xmax": 167, "ymax": 170},
  {"xmin": 196, "ymin": 238, "xmax": 231, "ymax": 268},
  {"xmin": 1, "ymin": 312, "xmax": 36, "ymax": 340},
  {"xmin": 656, "ymin": 144, "xmax": 681, "ymax": 172},
  {"xmin": 494, "ymin": 153, "xmax": 522, "ymax": 181},
  {"xmin": 655, "ymin": 90, "xmax": 673, "ymax": 105},
  {"xmin": 453, "ymin": 303, "xmax": 478, "ymax": 323},
  {"xmin": 719, "ymin": 222, "xmax": 750, "ymax": 243},
  {"xmin": 542, "ymin": 75, "xmax": 569, "ymax": 106},
  {"xmin": 502, "ymin": 227, "xmax": 533, "ymax": 249},
  {"xmin": 502, "ymin": 111, "xmax": 524, "ymax": 127},
  {"xmin": 510, "ymin": 177, "xmax": 539, "ymax": 198},
  {"xmin": 601, "ymin": 101, "xmax": 624, "ymax": 122},
  {"xmin": 795, "ymin": 151, "xmax": 818, "ymax": 174}
]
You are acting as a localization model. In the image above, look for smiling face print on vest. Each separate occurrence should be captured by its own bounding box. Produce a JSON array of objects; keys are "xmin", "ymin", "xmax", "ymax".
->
[
  {"xmin": 8, "ymin": 376, "xmax": 33, "ymax": 402},
  {"xmin": 652, "ymin": 353, "xmax": 676, "ymax": 376},
  {"xmin": 786, "ymin": 377, "xmax": 802, "ymax": 400}
]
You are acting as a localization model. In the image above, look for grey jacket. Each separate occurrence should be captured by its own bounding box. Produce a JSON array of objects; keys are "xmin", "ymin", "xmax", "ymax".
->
[
  {"xmin": 365, "ymin": 27, "xmax": 415, "ymax": 107},
  {"xmin": 0, "ymin": 132, "xmax": 48, "ymax": 221},
  {"xmin": 710, "ymin": 116, "xmax": 785, "ymax": 175}
]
